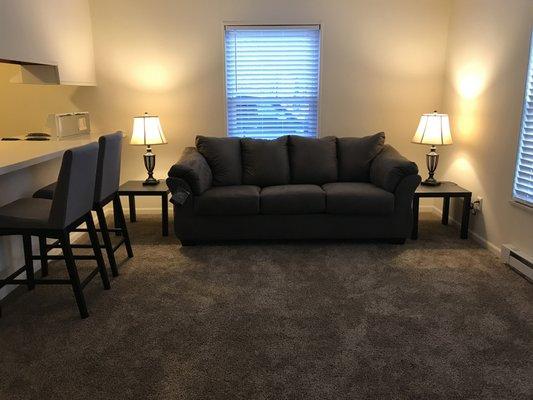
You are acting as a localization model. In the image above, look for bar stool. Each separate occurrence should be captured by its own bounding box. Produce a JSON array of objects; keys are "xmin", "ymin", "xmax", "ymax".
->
[
  {"xmin": 0, "ymin": 143, "xmax": 110, "ymax": 319},
  {"xmin": 34, "ymin": 132, "xmax": 133, "ymax": 278}
]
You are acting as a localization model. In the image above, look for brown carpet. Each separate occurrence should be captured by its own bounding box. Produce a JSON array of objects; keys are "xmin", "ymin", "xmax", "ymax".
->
[{"xmin": 0, "ymin": 213, "xmax": 532, "ymax": 400}]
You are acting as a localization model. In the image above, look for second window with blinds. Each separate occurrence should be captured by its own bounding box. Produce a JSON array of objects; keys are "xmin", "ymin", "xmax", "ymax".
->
[{"xmin": 224, "ymin": 25, "xmax": 321, "ymax": 139}]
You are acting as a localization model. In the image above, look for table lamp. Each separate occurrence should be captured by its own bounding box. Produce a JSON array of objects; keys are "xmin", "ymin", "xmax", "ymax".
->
[
  {"xmin": 131, "ymin": 112, "xmax": 167, "ymax": 185},
  {"xmin": 411, "ymin": 111, "xmax": 453, "ymax": 186}
]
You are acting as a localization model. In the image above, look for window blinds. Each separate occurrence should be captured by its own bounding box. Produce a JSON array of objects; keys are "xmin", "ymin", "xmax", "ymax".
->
[
  {"xmin": 224, "ymin": 25, "xmax": 320, "ymax": 139},
  {"xmin": 513, "ymin": 32, "xmax": 533, "ymax": 206}
]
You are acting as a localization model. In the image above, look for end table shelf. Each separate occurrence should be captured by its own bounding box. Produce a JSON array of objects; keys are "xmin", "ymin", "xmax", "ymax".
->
[
  {"xmin": 412, "ymin": 181, "xmax": 472, "ymax": 240},
  {"xmin": 117, "ymin": 180, "xmax": 170, "ymax": 236}
]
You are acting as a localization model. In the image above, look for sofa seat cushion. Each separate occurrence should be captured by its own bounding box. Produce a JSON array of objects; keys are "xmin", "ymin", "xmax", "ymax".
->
[
  {"xmin": 195, "ymin": 185, "xmax": 260, "ymax": 215},
  {"xmin": 322, "ymin": 182, "xmax": 394, "ymax": 215},
  {"xmin": 261, "ymin": 184, "xmax": 325, "ymax": 215}
]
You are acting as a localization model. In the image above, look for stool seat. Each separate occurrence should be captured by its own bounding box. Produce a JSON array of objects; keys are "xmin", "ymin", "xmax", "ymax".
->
[
  {"xmin": 0, "ymin": 198, "xmax": 52, "ymax": 229},
  {"xmin": 33, "ymin": 183, "xmax": 56, "ymax": 200}
]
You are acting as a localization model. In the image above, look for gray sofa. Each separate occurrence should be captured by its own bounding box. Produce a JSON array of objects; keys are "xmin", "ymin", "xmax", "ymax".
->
[{"xmin": 166, "ymin": 133, "xmax": 420, "ymax": 244}]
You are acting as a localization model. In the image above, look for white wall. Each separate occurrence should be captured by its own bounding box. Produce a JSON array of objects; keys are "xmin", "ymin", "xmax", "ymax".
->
[
  {"xmin": 77, "ymin": 0, "xmax": 451, "ymax": 208},
  {"xmin": 0, "ymin": 0, "xmax": 96, "ymax": 85},
  {"xmin": 441, "ymin": 0, "xmax": 533, "ymax": 253},
  {"xmin": 0, "ymin": 63, "xmax": 83, "ymax": 136}
]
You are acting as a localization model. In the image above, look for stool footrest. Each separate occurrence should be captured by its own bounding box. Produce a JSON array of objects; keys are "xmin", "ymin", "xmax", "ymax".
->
[
  {"xmin": 36, "ymin": 255, "xmax": 97, "ymax": 261},
  {"xmin": 0, "ymin": 268, "xmax": 101, "ymax": 287},
  {"xmin": 6, "ymin": 279, "xmax": 71, "ymax": 285},
  {"xmin": 81, "ymin": 268, "xmax": 100, "ymax": 289},
  {"xmin": 72, "ymin": 227, "xmax": 123, "ymax": 233},
  {"xmin": 113, "ymin": 239, "xmax": 125, "ymax": 252},
  {"xmin": 0, "ymin": 266, "xmax": 27, "ymax": 289}
]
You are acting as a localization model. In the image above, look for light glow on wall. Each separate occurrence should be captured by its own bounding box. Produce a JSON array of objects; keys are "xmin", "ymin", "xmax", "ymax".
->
[
  {"xmin": 443, "ymin": 154, "xmax": 482, "ymax": 191},
  {"xmin": 132, "ymin": 63, "xmax": 174, "ymax": 91},
  {"xmin": 455, "ymin": 65, "xmax": 487, "ymax": 99},
  {"xmin": 449, "ymin": 62, "xmax": 492, "ymax": 144},
  {"xmin": 104, "ymin": 45, "xmax": 186, "ymax": 92},
  {"xmin": 454, "ymin": 101, "xmax": 479, "ymax": 142}
]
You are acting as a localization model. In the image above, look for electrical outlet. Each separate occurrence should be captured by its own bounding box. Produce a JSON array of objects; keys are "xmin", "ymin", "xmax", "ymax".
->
[{"xmin": 472, "ymin": 196, "xmax": 483, "ymax": 214}]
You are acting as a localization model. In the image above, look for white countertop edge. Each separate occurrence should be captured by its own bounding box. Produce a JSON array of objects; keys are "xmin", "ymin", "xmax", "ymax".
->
[
  {"xmin": 0, "ymin": 148, "xmax": 69, "ymax": 175},
  {"xmin": 0, "ymin": 132, "xmax": 127, "ymax": 176},
  {"xmin": 0, "ymin": 138, "xmax": 95, "ymax": 176}
]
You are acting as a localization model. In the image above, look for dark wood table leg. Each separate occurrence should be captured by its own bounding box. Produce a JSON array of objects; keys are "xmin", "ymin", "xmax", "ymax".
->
[
  {"xmin": 162, "ymin": 193, "xmax": 169, "ymax": 236},
  {"xmin": 128, "ymin": 195, "xmax": 137, "ymax": 223},
  {"xmin": 411, "ymin": 195, "xmax": 419, "ymax": 240},
  {"xmin": 442, "ymin": 196, "xmax": 450, "ymax": 225},
  {"xmin": 460, "ymin": 195, "xmax": 471, "ymax": 239},
  {"xmin": 113, "ymin": 197, "xmax": 122, "ymax": 236}
]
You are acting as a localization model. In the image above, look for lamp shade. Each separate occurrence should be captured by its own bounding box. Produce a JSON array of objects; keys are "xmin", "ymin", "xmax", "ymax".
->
[
  {"xmin": 130, "ymin": 113, "xmax": 167, "ymax": 146},
  {"xmin": 411, "ymin": 112, "xmax": 453, "ymax": 146}
]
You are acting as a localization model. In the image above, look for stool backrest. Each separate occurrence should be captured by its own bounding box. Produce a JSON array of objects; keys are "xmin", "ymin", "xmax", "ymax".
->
[
  {"xmin": 94, "ymin": 132, "xmax": 123, "ymax": 203},
  {"xmin": 49, "ymin": 143, "xmax": 99, "ymax": 228}
]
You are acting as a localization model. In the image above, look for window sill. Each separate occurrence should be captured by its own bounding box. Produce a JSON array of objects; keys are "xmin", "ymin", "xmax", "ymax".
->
[{"xmin": 510, "ymin": 199, "xmax": 533, "ymax": 213}]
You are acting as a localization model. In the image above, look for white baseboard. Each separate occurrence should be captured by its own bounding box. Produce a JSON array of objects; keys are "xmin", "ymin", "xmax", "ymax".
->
[
  {"xmin": 421, "ymin": 205, "xmax": 499, "ymax": 255},
  {"xmin": 419, "ymin": 205, "xmax": 439, "ymax": 213}
]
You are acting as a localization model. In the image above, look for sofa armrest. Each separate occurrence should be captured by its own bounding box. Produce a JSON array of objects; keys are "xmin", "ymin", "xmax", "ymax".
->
[
  {"xmin": 370, "ymin": 145, "xmax": 419, "ymax": 192},
  {"xmin": 166, "ymin": 177, "xmax": 192, "ymax": 206},
  {"xmin": 394, "ymin": 174, "xmax": 422, "ymax": 212},
  {"xmin": 167, "ymin": 147, "xmax": 212, "ymax": 195}
]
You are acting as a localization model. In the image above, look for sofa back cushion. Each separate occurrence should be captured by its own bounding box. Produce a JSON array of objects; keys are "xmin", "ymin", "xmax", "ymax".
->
[
  {"xmin": 289, "ymin": 136, "xmax": 337, "ymax": 184},
  {"xmin": 337, "ymin": 132, "xmax": 385, "ymax": 182},
  {"xmin": 196, "ymin": 135, "xmax": 242, "ymax": 185},
  {"xmin": 242, "ymin": 136, "xmax": 290, "ymax": 186}
]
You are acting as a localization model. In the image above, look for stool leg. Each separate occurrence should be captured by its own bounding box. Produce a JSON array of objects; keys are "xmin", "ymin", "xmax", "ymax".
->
[
  {"xmin": 23, "ymin": 235, "xmax": 35, "ymax": 291},
  {"xmin": 86, "ymin": 213, "xmax": 111, "ymax": 290},
  {"xmin": 61, "ymin": 233, "xmax": 89, "ymax": 319},
  {"xmin": 38, "ymin": 236, "xmax": 49, "ymax": 277},
  {"xmin": 114, "ymin": 195, "xmax": 133, "ymax": 258},
  {"xmin": 96, "ymin": 205, "xmax": 119, "ymax": 277}
]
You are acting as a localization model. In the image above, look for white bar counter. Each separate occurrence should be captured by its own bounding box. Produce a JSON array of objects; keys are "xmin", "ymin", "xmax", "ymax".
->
[
  {"xmin": 0, "ymin": 136, "xmax": 95, "ymax": 176},
  {"xmin": 0, "ymin": 136, "xmax": 101, "ymax": 301}
]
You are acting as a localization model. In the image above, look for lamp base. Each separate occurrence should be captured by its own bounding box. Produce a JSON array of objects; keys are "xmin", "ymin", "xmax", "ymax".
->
[
  {"xmin": 421, "ymin": 177, "xmax": 441, "ymax": 186},
  {"xmin": 143, "ymin": 177, "xmax": 160, "ymax": 186},
  {"xmin": 142, "ymin": 145, "xmax": 159, "ymax": 185},
  {"xmin": 422, "ymin": 145, "xmax": 441, "ymax": 186}
]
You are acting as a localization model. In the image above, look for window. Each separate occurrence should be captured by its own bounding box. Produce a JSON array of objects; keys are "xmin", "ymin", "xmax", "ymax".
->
[
  {"xmin": 224, "ymin": 25, "xmax": 321, "ymax": 139},
  {"xmin": 513, "ymin": 32, "xmax": 533, "ymax": 207}
]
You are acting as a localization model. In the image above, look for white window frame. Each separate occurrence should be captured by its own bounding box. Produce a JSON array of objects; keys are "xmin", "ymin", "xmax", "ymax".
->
[
  {"xmin": 512, "ymin": 31, "xmax": 533, "ymax": 209},
  {"xmin": 222, "ymin": 23, "xmax": 322, "ymax": 139}
]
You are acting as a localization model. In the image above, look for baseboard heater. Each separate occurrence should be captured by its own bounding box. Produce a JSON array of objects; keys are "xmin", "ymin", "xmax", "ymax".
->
[{"xmin": 501, "ymin": 244, "xmax": 533, "ymax": 283}]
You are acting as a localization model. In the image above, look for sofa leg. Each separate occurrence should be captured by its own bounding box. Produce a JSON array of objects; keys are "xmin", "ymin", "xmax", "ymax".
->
[
  {"xmin": 180, "ymin": 240, "xmax": 196, "ymax": 246},
  {"xmin": 388, "ymin": 238, "xmax": 406, "ymax": 244}
]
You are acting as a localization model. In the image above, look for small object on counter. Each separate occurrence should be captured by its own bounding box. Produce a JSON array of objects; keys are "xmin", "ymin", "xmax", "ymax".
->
[
  {"xmin": 25, "ymin": 132, "xmax": 51, "ymax": 141},
  {"xmin": 26, "ymin": 132, "xmax": 51, "ymax": 137}
]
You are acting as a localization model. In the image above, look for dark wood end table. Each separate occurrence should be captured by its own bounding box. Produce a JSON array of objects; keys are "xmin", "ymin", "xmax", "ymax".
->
[
  {"xmin": 412, "ymin": 181, "xmax": 472, "ymax": 240},
  {"xmin": 118, "ymin": 180, "xmax": 170, "ymax": 236}
]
